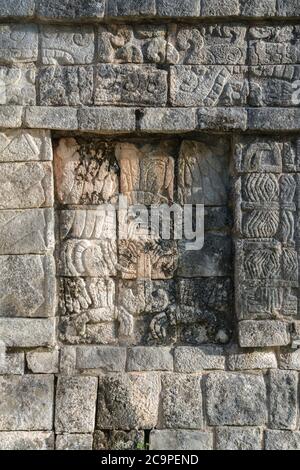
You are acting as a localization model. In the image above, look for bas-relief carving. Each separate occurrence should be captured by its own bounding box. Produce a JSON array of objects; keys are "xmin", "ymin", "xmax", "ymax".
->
[
  {"xmin": 0, "ymin": 66, "xmax": 35, "ymax": 105},
  {"xmin": 0, "ymin": 25, "xmax": 38, "ymax": 64},
  {"xmin": 249, "ymin": 26, "xmax": 300, "ymax": 65}
]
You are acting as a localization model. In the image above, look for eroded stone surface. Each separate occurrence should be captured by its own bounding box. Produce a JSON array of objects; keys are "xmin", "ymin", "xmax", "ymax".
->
[
  {"xmin": 56, "ymin": 434, "xmax": 93, "ymax": 450},
  {"xmin": 107, "ymin": 0, "xmax": 156, "ymax": 17},
  {"xmin": 94, "ymin": 430, "xmax": 145, "ymax": 450},
  {"xmin": 0, "ymin": 318, "xmax": 55, "ymax": 348},
  {"xmin": 0, "ymin": 25, "xmax": 38, "ymax": 64},
  {"xmin": 174, "ymin": 346, "xmax": 225, "ymax": 372},
  {"xmin": 127, "ymin": 347, "xmax": 173, "ymax": 371},
  {"xmin": 150, "ymin": 430, "xmax": 213, "ymax": 450},
  {"xmin": 0, "ymin": 1, "xmax": 35, "ymax": 17},
  {"xmin": 269, "ymin": 370, "xmax": 298, "ymax": 430},
  {"xmin": 239, "ymin": 321, "xmax": 290, "ymax": 347},
  {"xmin": 0, "ymin": 66, "xmax": 35, "ymax": 105},
  {"xmin": 265, "ymin": 430, "xmax": 300, "ymax": 450},
  {"xmin": 37, "ymin": 0, "xmax": 105, "ymax": 19},
  {"xmin": 249, "ymin": 26, "xmax": 300, "ymax": 65},
  {"xmin": 0, "ymin": 130, "xmax": 52, "ymax": 162},
  {"xmin": 76, "ymin": 346, "xmax": 126, "ymax": 372},
  {"xmin": 0, "ymin": 432, "xmax": 54, "ymax": 450},
  {"xmin": 216, "ymin": 427, "xmax": 262, "ymax": 451},
  {"xmin": 157, "ymin": 0, "xmax": 200, "ymax": 16},
  {"xmin": 26, "ymin": 350, "xmax": 59, "ymax": 374}
]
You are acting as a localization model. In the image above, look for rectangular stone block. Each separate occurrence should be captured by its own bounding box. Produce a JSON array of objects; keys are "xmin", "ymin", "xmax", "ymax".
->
[
  {"xmin": 239, "ymin": 0, "xmax": 276, "ymax": 16},
  {"xmin": 127, "ymin": 347, "xmax": 173, "ymax": 371},
  {"xmin": 0, "ymin": 209, "xmax": 54, "ymax": 254},
  {"xmin": 26, "ymin": 350, "xmax": 59, "ymax": 374},
  {"xmin": 140, "ymin": 108, "xmax": 196, "ymax": 132},
  {"xmin": 265, "ymin": 430, "xmax": 300, "ymax": 450},
  {"xmin": 206, "ymin": 372, "xmax": 267, "ymax": 426},
  {"xmin": 97, "ymin": 373, "xmax": 160, "ymax": 430},
  {"xmin": 56, "ymin": 434, "xmax": 93, "ymax": 451},
  {"xmin": 0, "ymin": 25, "xmax": 38, "ymax": 64},
  {"xmin": 277, "ymin": 0, "xmax": 300, "ymax": 16},
  {"xmin": 0, "ymin": 66, "xmax": 35, "ymax": 105},
  {"xmin": 38, "ymin": 66, "xmax": 93, "ymax": 106},
  {"xmin": 0, "ymin": 432, "xmax": 54, "ymax": 450},
  {"xmin": 0, "ymin": 318, "xmax": 55, "ymax": 348},
  {"xmin": 161, "ymin": 374, "xmax": 203, "ymax": 428},
  {"xmin": 239, "ymin": 321, "xmax": 290, "ymax": 348},
  {"xmin": 216, "ymin": 427, "xmax": 262, "ymax": 450},
  {"xmin": 269, "ymin": 370, "xmax": 298, "ymax": 430},
  {"xmin": 169, "ymin": 25, "xmax": 246, "ymax": 65},
  {"xmin": 24, "ymin": 106, "xmax": 78, "ymax": 130},
  {"xmin": 249, "ymin": 66, "xmax": 300, "ymax": 107},
  {"xmin": 98, "ymin": 24, "xmax": 167, "ymax": 64},
  {"xmin": 150, "ymin": 430, "xmax": 213, "ymax": 451},
  {"xmin": 78, "ymin": 107, "xmax": 136, "ymax": 133},
  {"xmin": 0, "ymin": 162, "xmax": 53, "ymax": 209},
  {"xmin": 94, "ymin": 430, "xmax": 144, "ymax": 450},
  {"xmin": 37, "ymin": 0, "xmax": 105, "ymax": 18},
  {"xmin": 198, "ymin": 108, "xmax": 248, "ymax": 131},
  {"xmin": 41, "ymin": 26, "xmax": 94, "ymax": 65},
  {"xmin": 107, "ymin": 0, "xmax": 156, "ymax": 16},
  {"xmin": 0, "ymin": 375, "xmax": 54, "ymax": 430},
  {"xmin": 0, "ymin": 352, "xmax": 24, "ymax": 375},
  {"xmin": 0, "ymin": 255, "xmax": 55, "ymax": 317},
  {"xmin": 170, "ymin": 65, "xmax": 248, "ymax": 107},
  {"xmin": 157, "ymin": 0, "xmax": 200, "ymax": 16},
  {"xmin": 0, "ymin": 1, "xmax": 35, "ymax": 17},
  {"xmin": 94, "ymin": 65, "xmax": 168, "ymax": 106},
  {"xmin": 248, "ymin": 108, "xmax": 300, "ymax": 131},
  {"xmin": 0, "ymin": 106, "xmax": 22, "ymax": 128},
  {"xmin": 55, "ymin": 376, "xmax": 98, "ymax": 433},
  {"xmin": 0, "ymin": 130, "xmax": 52, "ymax": 162},
  {"xmin": 76, "ymin": 347, "xmax": 126, "ymax": 372},
  {"xmin": 279, "ymin": 349, "xmax": 300, "ymax": 370},
  {"xmin": 249, "ymin": 26, "xmax": 300, "ymax": 65},
  {"xmin": 228, "ymin": 347, "xmax": 277, "ymax": 370},
  {"xmin": 201, "ymin": 0, "xmax": 240, "ymax": 16},
  {"xmin": 174, "ymin": 346, "xmax": 225, "ymax": 372}
]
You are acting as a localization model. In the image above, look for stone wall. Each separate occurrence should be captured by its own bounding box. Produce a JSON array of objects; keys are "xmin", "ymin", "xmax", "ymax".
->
[{"xmin": 0, "ymin": 0, "xmax": 300, "ymax": 451}]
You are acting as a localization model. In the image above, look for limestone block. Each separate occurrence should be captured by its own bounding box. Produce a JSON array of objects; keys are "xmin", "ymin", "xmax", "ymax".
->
[
  {"xmin": 0, "ymin": 130, "xmax": 52, "ymax": 162},
  {"xmin": 157, "ymin": 0, "xmax": 200, "ymax": 16},
  {"xmin": 174, "ymin": 346, "xmax": 225, "ymax": 372},
  {"xmin": 56, "ymin": 434, "xmax": 93, "ymax": 450},
  {"xmin": 228, "ymin": 347, "xmax": 277, "ymax": 370},
  {"xmin": 94, "ymin": 65, "xmax": 168, "ymax": 106},
  {"xmin": 265, "ymin": 431, "xmax": 300, "ymax": 450},
  {"xmin": 277, "ymin": 0, "xmax": 300, "ymax": 16},
  {"xmin": 0, "ymin": 375, "xmax": 54, "ymax": 430},
  {"xmin": 0, "ymin": 209, "xmax": 54, "ymax": 254},
  {"xmin": 216, "ymin": 427, "xmax": 262, "ymax": 450},
  {"xmin": 98, "ymin": 24, "xmax": 168, "ymax": 64},
  {"xmin": 0, "ymin": 25, "xmax": 38, "ymax": 64},
  {"xmin": 24, "ymin": 107, "xmax": 78, "ymax": 130},
  {"xmin": 127, "ymin": 347, "xmax": 173, "ymax": 371},
  {"xmin": 0, "ymin": 162, "xmax": 53, "ymax": 209},
  {"xmin": 39, "ymin": 66, "xmax": 93, "ymax": 106},
  {"xmin": 249, "ymin": 26, "xmax": 300, "ymax": 65},
  {"xmin": 0, "ymin": 106, "xmax": 22, "ymax": 127},
  {"xmin": 97, "ymin": 373, "xmax": 160, "ymax": 430},
  {"xmin": 206, "ymin": 372, "xmax": 267, "ymax": 426},
  {"xmin": 0, "ymin": 318, "xmax": 55, "ymax": 348},
  {"xmin": 201, "ymin": 0, "xmax": 240, "ymax": 16},
  {"xmin": 37, "ymin": 0, "xmax": 105, "ymax": 19},
  {"xmin": 239, "ymin": 321, "xmax": 290, "ymax": 347},
  {"xmin": 0, "ymin": 352, "xmax": 24, "ymax": 374},
  {"xmin": 161, "ymin": 374, "xmax": 203, "ymax": 428},
  {"xmin": 169, "ymin": 25, "xmax": 246, "ymax": 65},
  {"xmin": 59, "ymin": 347, "xmax": 76, "ymax": 375},
  {"xmin": 178, "ymin": 139, "xmax": 230, "ymax": 205},
  {"xmin": 150, "ymin": 430, "xmax": 213, "ymax": 450},
  {"xmin": 78, "ymin": 107, "xmax": 136, "ymax": 133},
  {"xmin": 198, "ymin": 107, "xmax": 248, "ymax": 131},
  {"xmin": 279, "ymin": 349, "xmax": 300, "ymax": 370},
  {"xmin": 26, "ymin": 349, "xmax": 59, "ymax": 374},
  {"xmin": 239, "ymin": 0, "xmax": 276, "ymax": 16},
  {"xmin": 55, "ymin": 376, "xmax": 98, "ymax": 433},
  {"xmin": 0, "ymin": 1, "xmax": 35, "ymax": 17},
  {"xmin": 107, "ymin": 0, "xmax": 156, "ymax": 17},
  {"xmin": 140, "ymin": 108, "xmax": 197, "ymax": 132},
  {"xmin": 41, "ymin": 26, "xmax": 94, "ymax": 65},
  {"xmin": 0, "ymin": 432, "xmax": 54, "ymax": 450},
  {"xmin": 0, "ymin": 255, "xmax": 55, "ymax": 317},
  {"xmin": 0, "ymin": 66, "xmax": 35, "ymax": 105},
  {"xmin": 248, "ymin": 108, "xmax": 300, "ymax": 131},
  {"xmin": 76, "ymin": 347, "xmax": 126, "ymax": 372},
  {"xmin": 94, "ymin": 430, "xmax": 145, "ymax": 450},
  {"xmin": 269, "ymin": 370, "xmax": 298, "ymax": 430},
  {"xmin": 170, "ymin": 65, "xmax": 248, "ymax": 107}
]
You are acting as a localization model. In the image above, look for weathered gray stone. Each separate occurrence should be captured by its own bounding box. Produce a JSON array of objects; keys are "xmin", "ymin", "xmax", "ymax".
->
[
  {"xmin": 216, "ymin": 427, "xmax": 262, "ymax": 450},
  {"xmin": 0, "ymin": 66, "xmax": 35, "ymax": 105},
  {"xmin": 140, "ymin": 108, "xmax": 197, "ymax": 132},
  {"xmin": 279, "ymin": 349, "xmax": 300, "ymax": 371},
  {"xmin": 97, "ymin": 373, "xmax": 160, "ymax": 430},
  {"xmin": 27, "ymin": 349, "xmax": 59, "ymax": 374},
  {"xmin": 206, "ymin": 372, "xmax": 267, "ymax": 426},
  {"xmin": 0, "ymin": 106, "xmax": 22, "ymax": 127},
  {"xmin": 41, "ymin": 26, "xmax": 94, "ymax": 65},
  {"xmin": 78, "ymin": 107, "xmax": 136, "ymax": 133},
  {"xmin": 60, "ymin": 346, "xmax": 76, "ymax": 375},
  {"xmin": 265, "ymin": 431, "xmax": 300, "ymax": 450},
  {"xmin": 0, "ymin": 25, "xmax": 38, "ymax": 64},
  {"xmin": 76, "ymin": 347, "xmax": 126, "ymax": 372},
  {"xmin": 0, "ymin": 375, "xmax": 54, "ymax": 430},
  {"xmin": 239, "ymin": 321, "xmax": 290, "ymax": 348},
  {"xmin": 161, "ymin": 374, "xmax": 203, "ymax": 428},
  {"xmin": 0, "ymin": 255, "xmax": 56, "ymax": 317},
  {"xmin": 94, "ymin": 65, "xmax": 168, "ymax": 106},
  {"xmin": 56, "ymin": 434, "xmax": 93, "ymax": 451},
  {"xmin": 0, "ymin": 130, "xmax": 52, "ymax": 162},
  {"xmin": 0, "ymin": 352, "xmax": 24, "ymax": 375},
  {"xmin": 24, "ymin": 107, "xmax": 78, "ymax": 130},
  {"xmin": 201, "ymin": 0, "xmax": 240, "ymax": 16},
  {"xmin": 156, "ymin": 0, "xmax": 200, "ymax": 16},
  {"xmin": 55, "ymin": 377, "xmax": 98, "ymax": 433},
  {"xmin": 240, "ymin": 0, "xmax": 276, "ymax": 16},
  {"xmin": 248, "ymin": 108, "xmax": 300, "ymax": 131},
  {"xmin": 204, "ymin": 207, "xmax": 233, "ymax": 231},
  {"xmin": 228, "ymin": 347, "xmax": 277, "ymax": 370},
  {"xmin": 174, "ymin": 346, "xmax": 225, "ymax": 372},
  {"xmin": 269, "ymin": 370, "xmax": 298, "ymax": 430},
  {"xmin": 0, "ymin": 209, "xmax": 54, "ymax": 254},
  {"xmin": 249, "ymin": 26, "xmax": 300, "ymax": 65},
  {"xmin": 277, "ymin": 0, "xmax": 300, "ymax": 16},
  {"xmin": 150, "ymin": 430, "xmax": 213, "ymax": 450},
  {"xmin": 0, "ymin": 318, "xmax": 55, "ymax": 348},
  {"xmin": 171, "ymin": 65, "xmax": 248, "ymax": 107},
  {"xmin": 107, "ymin": 0, "xmax": 156, "ymax": 16},
  {"xmin": 94, "ymin": 430, "xmax": 145, "ymax": 450},
  {"xmin": 0, "ymin": 432, "xmax": 54, "ymax": 450},
  {"xmin": 0, "ymin": 1, "xmax": 35, "ymax": 17},
  {"xmin": 39, "ymin": 66, "xmax": 93, "ymax": 106},
  {"xmin": 0, "ymin": 162, "xmax": 53, "ymax": 209},
  {"xmin": 198, "ymin": 108, "xmax": 248, "ymax": 131},
  {"xmin": 37, "ymin": 0, "xmax": 105, "ymax": 19},
  {"xmin": 127, "ymin": 347, "xmax": 173, "ymax": 371}
]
